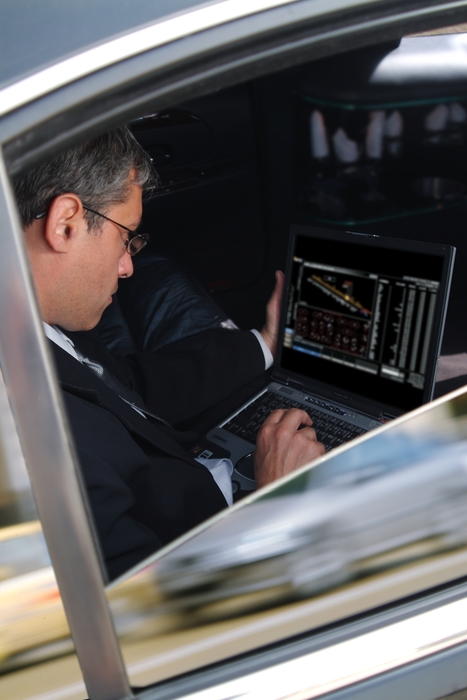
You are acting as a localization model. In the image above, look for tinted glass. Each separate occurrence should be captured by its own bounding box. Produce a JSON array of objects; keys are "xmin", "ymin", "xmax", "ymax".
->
[
  {"xmin": 0, "ymin": 0, "xmax": 219, "ymax": 89},
  {"xmin": 106, "ymin": 385, "xmax": 467, "ymax": 687},
  {"xmin": 0, "ymin": 370, "xmax": 77, "ymax": 688}
]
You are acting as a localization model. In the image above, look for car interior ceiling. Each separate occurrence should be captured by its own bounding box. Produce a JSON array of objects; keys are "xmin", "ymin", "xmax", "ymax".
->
[{"xmin": 112, "ymin": 34, "xmax": 467, "ymax": 399}]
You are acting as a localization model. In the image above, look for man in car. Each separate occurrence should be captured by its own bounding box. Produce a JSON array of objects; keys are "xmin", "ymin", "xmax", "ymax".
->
[{"xmin": 14, "ymin": 127, "xmax": 325, "ymax": 580}]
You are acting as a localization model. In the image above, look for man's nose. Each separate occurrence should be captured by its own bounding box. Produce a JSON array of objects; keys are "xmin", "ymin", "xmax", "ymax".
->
[{"xmin": 118, "ymin": 251, "xmax": 134, "ymax": 278}]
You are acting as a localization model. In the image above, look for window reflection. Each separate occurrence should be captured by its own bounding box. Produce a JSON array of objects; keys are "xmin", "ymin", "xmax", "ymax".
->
[
  {"xmin": 0, "ymin": 371, "xmax": 72, "ymax": 674},
  {"xmin": 107, "ymin": 389, "xmax": 467, "ymax": 687},
  {"xmin": 0, "ymin": 369, "xmax": 35, "ymax": 528}
]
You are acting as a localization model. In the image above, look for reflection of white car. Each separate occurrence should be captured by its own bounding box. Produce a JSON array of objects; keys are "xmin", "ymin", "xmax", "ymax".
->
[
  {"xmin": 0, "ymin": 521, "xmax": 50, "ymax": 580},
  {"xmin": 0, "ymin": 522, "xmax": 66, "ymax": 665},
  {"xmin": 0, "ymin": 522, "xmax": 161, "ymax": 668},
  {"xmin": 156, "ymin": 442, "xmax": 467, "ymax": 612}
]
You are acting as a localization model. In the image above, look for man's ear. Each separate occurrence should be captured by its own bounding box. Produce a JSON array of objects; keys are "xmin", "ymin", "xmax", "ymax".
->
[{"xmin": 44, "ymin": 194, "xmax": 85, "ymax": 252}]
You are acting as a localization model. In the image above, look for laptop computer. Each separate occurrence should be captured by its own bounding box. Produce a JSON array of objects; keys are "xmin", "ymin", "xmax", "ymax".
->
[{"xmin": 202, "ymin": 225, "xmax": 455, "ymax": 492}]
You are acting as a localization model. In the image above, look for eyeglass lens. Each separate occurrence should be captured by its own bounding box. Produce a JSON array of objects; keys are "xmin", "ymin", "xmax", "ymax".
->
[{"xmin": 126, "ymin": 235, "xmax": 148, "ymax": 256}]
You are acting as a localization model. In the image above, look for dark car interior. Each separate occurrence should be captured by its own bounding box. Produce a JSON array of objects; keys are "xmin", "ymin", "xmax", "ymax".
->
[{"xmin": 98, "ymin": 32, "xmax": 467, "ymax": 409}]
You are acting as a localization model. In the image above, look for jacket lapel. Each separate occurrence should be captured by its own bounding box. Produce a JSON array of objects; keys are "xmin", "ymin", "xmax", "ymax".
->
[{"xmin": 51, "ymin": 342, "xmax": 202, "ymax": 469}]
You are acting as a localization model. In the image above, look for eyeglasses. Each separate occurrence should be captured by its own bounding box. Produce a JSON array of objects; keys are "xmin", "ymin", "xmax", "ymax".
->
[
  {"xmin": 82, "ymin": 206, "xmax": 150, "ymax": 256},
  {"xmin": 35, "ymin": 205, "xmax": 150, "ymax": 256}
]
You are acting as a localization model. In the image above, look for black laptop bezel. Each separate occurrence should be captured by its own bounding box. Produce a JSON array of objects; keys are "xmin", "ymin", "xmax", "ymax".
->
[{"xmin": 273, "ymin": 225, "xmax": 455, "ymax": 419}]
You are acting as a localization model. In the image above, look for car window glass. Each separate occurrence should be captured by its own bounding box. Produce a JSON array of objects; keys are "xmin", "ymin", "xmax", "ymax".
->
[
  {"xmin": 105, "ymin": 385, "xmax": 467, "ymax": 688},
  {"xmin": 3, "ymin": 14, "xmax": 467, "ymax": 697},
  {"xmin": 0, "ymin": 0, "xmax": 210, "ymax": 90}
]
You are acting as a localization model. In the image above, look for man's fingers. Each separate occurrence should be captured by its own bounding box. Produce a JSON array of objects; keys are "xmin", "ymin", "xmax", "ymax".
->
[
  {"xmin": 297, "ymin": 424, "xmax": 319, "ymax": 441},
  {"xmin": 254, "ymin": 407, "xmax": 326, "ymax": 488},
  {"xmin": 262, "ymin": 408, "xmax": 289, "ymax": 425},
  {"xmin": 260, "ymin": 270, "xmax": 285, "ymax": 357},
  {"xmin": 262, "ymin": 407, "xmax": 313, "ymax": 428},
  {"xmin": 270, "ymin": 270, "xmax": 285, "ymax": 309},
  {"xmin": 277, "ymin": 407, "xmax": 313, "ymax": 430}
]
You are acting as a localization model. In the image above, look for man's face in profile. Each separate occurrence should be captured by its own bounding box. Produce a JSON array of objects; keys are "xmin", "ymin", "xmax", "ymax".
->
[{"xmin": 68, "ymin": 181, "xmax": 142, "ymax": 331}]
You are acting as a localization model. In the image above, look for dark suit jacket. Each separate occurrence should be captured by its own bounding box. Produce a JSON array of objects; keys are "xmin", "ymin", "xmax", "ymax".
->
[{"xmin": 50, "ymin": 328, "xmax": 265, "ymax": 581}]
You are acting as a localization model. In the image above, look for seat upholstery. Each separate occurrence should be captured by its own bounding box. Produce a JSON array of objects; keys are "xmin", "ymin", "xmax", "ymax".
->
[{"xmin": 97, "ymin": 251, "xmax": 237, "ymax": 355}]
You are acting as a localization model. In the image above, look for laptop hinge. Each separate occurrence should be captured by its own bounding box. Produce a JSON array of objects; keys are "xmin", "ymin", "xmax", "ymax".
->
[
  {"xmin": 285, "ymin": 378, "xmax": 304, "ymax": 390},
  {"xmin": 379, "ymin": 411, "xmax": 396, "ymax": 422}
]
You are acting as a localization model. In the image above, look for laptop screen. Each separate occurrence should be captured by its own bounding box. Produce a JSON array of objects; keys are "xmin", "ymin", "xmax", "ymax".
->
[{"xmin": 279, "ymin": 227, "xmax": 455, "ymax": 414}]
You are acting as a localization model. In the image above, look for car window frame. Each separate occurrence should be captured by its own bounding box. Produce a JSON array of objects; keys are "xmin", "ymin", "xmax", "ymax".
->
[
  {"xmin": 2, "ymin": 2, "xmax": 467, "ymax": 699},
  {"xmin": 5, "ymin": 0, "xmax": 467, "ymax": 176},
  {"xmin": 0, "ymin": 155, "xmax": 132, "ymax": 700}
]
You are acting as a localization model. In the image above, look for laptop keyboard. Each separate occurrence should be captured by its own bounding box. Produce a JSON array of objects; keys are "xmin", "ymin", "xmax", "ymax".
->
[{"xmin": 223, "ymin": 391, "xmax": 367, "ymax": 451}]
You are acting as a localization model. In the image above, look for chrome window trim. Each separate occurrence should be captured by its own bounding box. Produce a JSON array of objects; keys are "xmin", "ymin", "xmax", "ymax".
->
[
  {"xmin": 5, "ymin": 0, "xmax": 394, "ymax": 125},
  {"xmin": 3, "ymin": 0, "xmax": 467, "ymax": 166},
  {"xmin": 0, "ymin": 155, "xmax": 133, "ymax": 700},
  {"xmin": 1, "ymin": 3, "xmax": 467, "ymax": 699},
  {"xmin": 165, "ymin": 595, "xmax": 467, "ymax": 700},
  {"xmin": 4, "ymin": 1, "xmax": 467, "ymax": 177},
  {"xmin": 0, "ymin": 0, "xmax": 304, "ymax": 118}
]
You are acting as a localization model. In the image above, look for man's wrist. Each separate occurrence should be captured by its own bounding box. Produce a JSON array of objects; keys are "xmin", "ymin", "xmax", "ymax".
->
[{"xmin": 250, "ymin": 329, "xmax": 274, "ymax": 370}]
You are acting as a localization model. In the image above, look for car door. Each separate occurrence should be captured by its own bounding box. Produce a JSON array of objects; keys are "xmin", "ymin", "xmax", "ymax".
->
[{"xmin": 2, "ymin": 2, "xmax": 467, "ymax": 700}]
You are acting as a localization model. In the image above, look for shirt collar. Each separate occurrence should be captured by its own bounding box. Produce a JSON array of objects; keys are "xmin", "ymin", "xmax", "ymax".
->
[{"xmin": 43, "ymin": 323, "xmax": 80, "ymax": 361}]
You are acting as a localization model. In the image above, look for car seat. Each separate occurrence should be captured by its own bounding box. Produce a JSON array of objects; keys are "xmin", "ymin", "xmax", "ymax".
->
[{"xmin": 96, "ymin": 251, "xmax": 238, "ymax": 356}]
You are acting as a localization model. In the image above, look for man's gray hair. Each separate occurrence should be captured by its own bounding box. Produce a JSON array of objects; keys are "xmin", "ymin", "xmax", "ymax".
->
[{"xmin": 14, "ymin": 126, "xmax": 157, "ymax": 229}]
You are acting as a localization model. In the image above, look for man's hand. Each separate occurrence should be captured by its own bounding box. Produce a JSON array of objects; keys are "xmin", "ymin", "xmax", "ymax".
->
[
  {"xmin": 254, "ymin": 408, "xmax": 325, "ymax": 489},
  {"xmin": 260, "ymin": 270, "xmax": 284, "ymax": 357}
]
